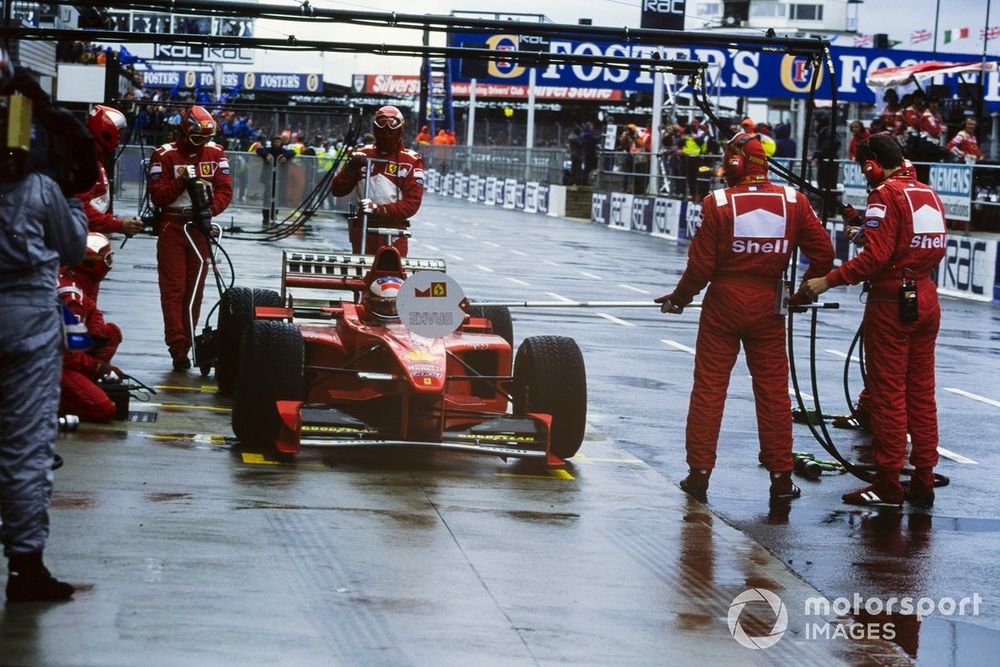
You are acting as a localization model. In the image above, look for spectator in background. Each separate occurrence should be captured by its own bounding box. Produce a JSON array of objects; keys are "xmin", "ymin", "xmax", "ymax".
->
[
  {"xmin": 869, "ymin": 117, "xmax": 887, "ymax": 136},
  {"xmin": 633, "ymin": 126, "xmax": 651, "ymax": 194},
  {"xmin": 848, "ymin": 119, "xmax": 871, "ymax": 161},
  {"xmin": 567, "ymin": 124, "xmax": 583, "ymax": 185},
  {"xmin": 879, "ymin": 89, "xmax": 902, "ymax": 135},
  {"xmin": 415, "ymin": 125, "xmax": 432, "ymax": 146},
  {"xmin": 581, "ymin": 122, "xmax": 598, "ymax": 186},
  {"xmin": 681, "ymin": 120, "xmax": 707, "ymax": 200},
  {"xmin": 256, "ymin": 135, "xmax": 295, "ymax": 225},
  {"xmin": 920, "ymin": 97, "xmax": 945, "ymax": 146},
  {"xmin": 445, "ymin": 129, "xmax": 457, "ymax": 145},
  {"xmin": 756, "ymin": 122, "xmax": 777, "ymax": 157},
  {"xmin": 773, "ymin": 122, "xmax": 796, "ymax": 158},
  {"xmin": 811, "ymin": 114, "xmax": 840, "ymax": 195},
  {"xmin": 617, "ymin": 124, "xmax": 640, "ymax": 193},
  {"xmin": 432, "ymin": 129, "xmax": 448, "ymax": 145},
  {"xmin": 902, "ymin": 91, "xmax": 925, "ymax": 155},
  {"xmin": 948, "ymin": 117, "xmax": 984, "ymax": 163}
]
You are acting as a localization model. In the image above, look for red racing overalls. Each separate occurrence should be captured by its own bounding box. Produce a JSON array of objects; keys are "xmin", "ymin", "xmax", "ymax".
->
[
  {"xmin": 825, "ymin": 168, "xmax": 946, "ymax": 472},
  {"xmin": 148, "ymin": 140, "xmax": 232, "ymax": 358},
  {"xmin": 330, "ymin": 142, "xmax": 424, "ymax": 256},
  {"xmin": 57, "ymin": 269, "xmax": 121, "ymax": 422},
  {"xmin": 75, "ymin": 149, "xmax": 128, "ymax": 235},
  {"xmin": 673, "ymin": 181, "xmax": 835, "ymax": 472}
]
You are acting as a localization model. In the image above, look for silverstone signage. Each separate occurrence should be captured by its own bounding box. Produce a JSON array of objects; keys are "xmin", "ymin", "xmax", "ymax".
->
[
  {"xmin": 928, "ymin": 164, "xmax": 973, "ymax": 222},
  {"xmin": 448, "ymin": 35, "xmax": 1000, "ymax": 109},
  {"xmin": 359, "ymin": 74, "xmax": 622, "ymax": 100}
]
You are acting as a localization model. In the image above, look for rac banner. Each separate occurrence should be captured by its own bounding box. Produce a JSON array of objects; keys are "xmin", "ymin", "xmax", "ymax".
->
[{"xmin": 448, "ymin": 34, "xmax": 1000, "ymax": 109}]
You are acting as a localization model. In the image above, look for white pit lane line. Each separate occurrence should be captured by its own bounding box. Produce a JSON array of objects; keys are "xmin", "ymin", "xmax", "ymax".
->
[
  {"xmin": 944, "ymin": 387, "xmax": 1000, "ymax": 409},
  {"xmin": 424, "ymin": 243, "xmax": 440, "ymax": 252},
  {"xmin": 506, "ymin": 276, "xmax": 531, "ymax": 287},
  {"xmin": 543, "ymin": 259, "xmax": 561, "ymax": 267},
  {"xmin": 905, "ymin": 433, "xmax": 979, "ymax": 465},
  {"xmin": 475, "ymin": 264, "xmax": 494, "ymax": 273},
  {"xmin": 447, "ymin": 253, "xmax": 465, "ymax": 262},
  {"xmin": 461, "ymin": 233, "xmax": 476, "ymax": 240},
  {"xmin": 483, "ymin": 241, "xmax": 500, "ymax": 248},
  {"xmin": 620, "ymin": 284, "xmax": 651, "ymax": 295},
  {"xmin": 661, "ymin": 339, "xmax": 696, "ymax": 355},
  {"xmin": 510, "ymin": 249, "xmax": 527, "ymax": 257},
  {"xmin": 546, "ymin": 292, "xmax": 575, "ymax": 303},
  {"xmin": 825, "ymin": 349, "xmax": 861, "ymax": 363},
  {"xmin": 597, "ymin": 313, "xmax": 634, "ymax": 327},
  {"xmin": 579, "ymin": 270, "xmax": 603, "ymax": 280}
]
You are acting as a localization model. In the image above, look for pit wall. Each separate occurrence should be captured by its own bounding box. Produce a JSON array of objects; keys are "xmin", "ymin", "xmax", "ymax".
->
[{"xmin": 423, "ymin": 170, "xmax": 999, "ymax": 304}]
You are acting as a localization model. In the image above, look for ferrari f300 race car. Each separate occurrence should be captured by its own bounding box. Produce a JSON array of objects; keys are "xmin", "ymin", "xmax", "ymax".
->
[{"xmin": 219, "ymin": 246, "xmax": 587, "ymax": 464}]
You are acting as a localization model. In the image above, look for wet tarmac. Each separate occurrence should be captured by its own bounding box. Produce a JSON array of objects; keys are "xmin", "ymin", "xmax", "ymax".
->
[{"xmin": 1, "ymin": 195, "xmax": 994, "ymax": 664}]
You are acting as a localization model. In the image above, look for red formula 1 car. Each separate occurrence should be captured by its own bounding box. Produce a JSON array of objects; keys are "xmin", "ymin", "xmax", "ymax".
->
[{"xmin": 219, "ymin": 246, "xmax": 587, "ymax": 464}]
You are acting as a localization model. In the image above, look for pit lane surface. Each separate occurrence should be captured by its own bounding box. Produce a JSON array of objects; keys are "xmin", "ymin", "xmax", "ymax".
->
[
  {"xmin": 0, "ymin": 197, "xmax": 992, "ymax": 665},
  {"xmin": 411, "ymin": 195, "xmax": 1000, "ymax": 664}
]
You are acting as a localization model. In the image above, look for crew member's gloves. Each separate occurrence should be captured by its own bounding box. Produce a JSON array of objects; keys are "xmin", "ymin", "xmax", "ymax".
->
[
  {"xmin": 789, "ymin": 289, "xmax": 813, "ymax": 307},
  {"xmin": 846, "ymin": 225, "xmax": 867, "ymax": 247},
  {"xmin": 346, "ymin": 152, "xmax": 367, "ymax": 176},
  {"xmin": 122, "ymin": 218, "xmax": 144, "ymax": 237},
  {"xmin": 359, "ymin": 198, "xmax": 378, "ymax": 216},
  {"xmin": 654, "ymin": 291, "xmax": 690, "ymax": 314},
  {"xmin": 96, "ymin": 363, "xmax": 122, "ymax": 383},
  {"xmin": 840, "ymin": 205, "xmax": 862, "ymax": 227},
  {"xmin": 179, "ymin": 165, "xmax": 197, "ymax": 181}
]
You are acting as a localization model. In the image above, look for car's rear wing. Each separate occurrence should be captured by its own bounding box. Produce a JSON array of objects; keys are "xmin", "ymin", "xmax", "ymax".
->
[{"xmin": 281, "ymin": 250, "xmax": 447, "ymax": 300}]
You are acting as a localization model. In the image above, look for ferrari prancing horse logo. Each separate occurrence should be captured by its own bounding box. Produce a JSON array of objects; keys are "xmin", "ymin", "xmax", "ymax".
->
[{"xmin": 388, "ymin": 163, "xmax": 398, "ymax": 175}]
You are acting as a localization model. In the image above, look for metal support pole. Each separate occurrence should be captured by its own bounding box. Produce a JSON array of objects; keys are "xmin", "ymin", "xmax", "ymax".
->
[
  {"xmin": 526, "ymin": 68, "xmax": 537, "ymax": 149},
  {"xmin": 213, "ymin": 63, "xmax": 223, "ymax": 102},
  {"xmin": 466, "ymin": 78, "xmax": 476, "ymax": 146},
  {"xmin": 992, "ymin": 112, "xmax": 1000, "ymax": 161},
  {"xmin": 648, "ymin": 69, "xmax": 663, "ymax": 195}
]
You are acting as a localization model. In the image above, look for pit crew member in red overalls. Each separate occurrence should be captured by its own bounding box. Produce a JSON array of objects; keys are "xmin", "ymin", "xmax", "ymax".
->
[
  {"xmin": 655, "ymin": 132, "xmax": 835, "ymax": 503},
  {"xmin": 78, "ymin": 105, "xmax": 143, "ymax": 237},
  {"xmin": 147, "ymin": 105, "xmax": 232, "ymax": 370},
  {"xmin": 804, "ymin": 134, "xmax": 946, "ymax": 508},
  {"xmin": 330, "ymin": 106, "xmax": 424, "ymax": 257},
  {"xmin": 948, "ymin": 117, "xmax": 984, "ymax": 163},
  {"xmin": 58, "ymin": 233, "xmax": 123, "ymax": 422}
]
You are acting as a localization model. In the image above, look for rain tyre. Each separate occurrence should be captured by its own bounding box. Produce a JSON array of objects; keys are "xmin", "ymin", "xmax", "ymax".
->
[
  {"xmin": 513, "ymin": 335, "xmax": 587, "ymax": 459},
  {"xmin": 217, "ymin": 287, "xmax": 282, "ymax": 394},
  {"xmin": 232, "ymin": 320, "xmax": 304, "ymax": 449}
]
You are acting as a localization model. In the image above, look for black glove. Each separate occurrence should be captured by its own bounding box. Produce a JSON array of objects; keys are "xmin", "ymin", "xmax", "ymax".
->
[
  {"xmin": 654, "ymin": 291, "xmax": 691, "ymax": 314},
  {"xmin": 840, "ymin": 205, "xmax": 862, "ymax": 227}
]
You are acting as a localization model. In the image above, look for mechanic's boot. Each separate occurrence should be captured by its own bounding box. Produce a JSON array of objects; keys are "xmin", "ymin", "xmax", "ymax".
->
[
  {"xmin": 906, "ymin": 468, "xmax": 936, "ymax": 508},
  {"xmin": 6, "ymin": 552, "xmax": 75, "ymax": 603},
  {"xmin": 680, "ymin": 469, "xmax": 711, "ymax": 502},
  {"xmin": 843, "ymin": 470, "xmax": 904, "ymax": 508},
  {"xmin": 170, "ymin": 347, "xmax": 191, "ymax": 371},
  {"xmin": 261, "ymin": 208, "xmax": 270, "ymax": 226},
  {"xmin": 769, "ymin": 471, "xmax": 801, "ymax": 500}
]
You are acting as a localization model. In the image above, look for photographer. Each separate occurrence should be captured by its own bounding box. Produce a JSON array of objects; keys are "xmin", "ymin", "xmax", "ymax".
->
[{"xmin": 0, "ymin": 107, "xmax": 89, "ymax": 602}]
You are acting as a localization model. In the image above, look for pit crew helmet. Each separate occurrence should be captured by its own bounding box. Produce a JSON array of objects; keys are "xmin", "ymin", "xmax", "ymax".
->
[
  {"xmin": 722, "ymin": 131, "xmax": 768, "ymax": 186},
  {"xmin": 87, "ymin": 105, "xmax": 128, "ymax": 153},
  {"xmin": 78, "ymin": 232, "xmax": 114, "ymax": 281},
  {"xmin": 373, "ymin": 105, "xmax": 404, "ymax": 151},
  {"xmin": 180, "ymin": 105, "xmax": 216, "ymax": 147},
  {"xmin": 366, "ymin": 275, "xmax": 404, "ymax": 320}
]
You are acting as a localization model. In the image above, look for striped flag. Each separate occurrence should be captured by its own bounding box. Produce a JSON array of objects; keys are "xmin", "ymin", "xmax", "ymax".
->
[
  {"xmin": 910, "ymin": 29, "xmax": 932, "ymax": 44},
  {"xmin": 981, "ymin": 26, "xmax": 1000, "ymax": 41},
  {"xmin": 853, "ymin": 34, "xmax": 872, "ymax": 47},
  {"xmin": 943, "ymin": 27, "xmax": 970, "ymax": 43}
]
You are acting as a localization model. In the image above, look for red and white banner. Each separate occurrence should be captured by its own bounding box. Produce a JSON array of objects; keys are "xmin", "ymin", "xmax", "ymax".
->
[{"xmin": 360, "ymin": 74, "xmax": 623, "ymax": 101}]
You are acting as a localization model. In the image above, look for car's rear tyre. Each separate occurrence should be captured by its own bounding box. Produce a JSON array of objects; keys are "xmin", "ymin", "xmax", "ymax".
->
[
  {"xmin": 513, "ymin": 335, "xmax": 587, "ymax": 459},
  {"xmin": 232, "ymin": 320, "xmax": 304, "ymax": 449},
  {"xmin": 217, "ymin": 287, "xmax": 282, "ymax": 394},
  {"xmin": 469, "ymin": 304, "xmax": 513, "ymax": 348}
]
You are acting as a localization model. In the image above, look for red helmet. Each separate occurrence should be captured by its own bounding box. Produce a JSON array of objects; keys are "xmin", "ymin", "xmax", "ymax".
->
[
  {"xmin": 78, "ymin": 232, "xmax": 113, "ymax": 281},
  {"xmin": 373, "ymin": 105, "xmax": 404, "ymax": 151},
  {"xmin": 87, "ymin": 105, "xmax": 128, "ymax": 153},
  {"xmin": 365, "ymin": 275, "xmax": 404, "ymax": 321},
  {"xmin": 180, "ymin": 105, "xmax": 216, "ymax": 147},
  {"xmin": 722, "ymin": 132, "xmax": 768, "ymax": 186}
]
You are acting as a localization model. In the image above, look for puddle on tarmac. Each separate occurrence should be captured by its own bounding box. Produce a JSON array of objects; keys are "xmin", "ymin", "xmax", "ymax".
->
[
  {"xmin": 852, "ymin": 611, "xmax": 1000, "ymax": 663},
  {"xmin": 145, "ymin": 492, "xmax": 193, "ymax": 503},
  {"xmin": 50, "ymin": 491, "xmax": 96, "ymax": 509}
]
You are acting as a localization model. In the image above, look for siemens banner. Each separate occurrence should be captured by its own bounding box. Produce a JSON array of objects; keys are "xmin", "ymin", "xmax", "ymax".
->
[{"xmin": 449, "ymin": 35, "xmax": 1000, "ymax": 109}]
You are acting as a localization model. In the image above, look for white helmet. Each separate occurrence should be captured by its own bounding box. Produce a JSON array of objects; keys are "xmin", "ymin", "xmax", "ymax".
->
[{"xmin": 367, "ymin": 276, "xmax": 404, "ymax": 320}]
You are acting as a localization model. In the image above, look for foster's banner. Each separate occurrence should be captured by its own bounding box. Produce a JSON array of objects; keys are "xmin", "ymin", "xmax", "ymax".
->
[{"xmin": 449, "ymin": 34, "xmax": 1000, "ymax": 109}]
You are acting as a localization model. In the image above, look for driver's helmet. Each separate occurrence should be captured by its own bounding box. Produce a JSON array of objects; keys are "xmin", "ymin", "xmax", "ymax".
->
[{"xmin": 366, "ymin": 276, "xmax": 404, "ymax": 320}]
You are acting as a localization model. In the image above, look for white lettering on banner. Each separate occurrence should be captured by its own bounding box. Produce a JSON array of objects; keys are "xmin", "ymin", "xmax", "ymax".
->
[
  {"xmin": 514, "ymin": 182, "xmax": 526, "ymax": 209},
  {"xmin": 652, "ymin": 198, "xmax": 681, "ymax": 238},
  {"xmin": 838, "ymin": 55, "xmax": 868, "ymax": 94},
  {"xmin": 592, "ymin": 193, "xmax": 608, "ymax": 223},
  {"xmin": 842, "ymin": 162, "xmax": 869, "ymax": 208},
  {"xmin": 732, "ymin": 51, "xmax": 760, "ymax": 89},
  {"xmin": 504, "ymin": 178, "xmax": 517, "ymax": 209},
  {"xmin": 935, "ymin": 238, "xmax": 997, "ymax": 301},
  {"xmin": 928, "ymin": 164, "xmax": 973, "ymax": 221},
  {"xmin": 686, "ymin": 202, "xmax": 703, "ymax": 238},
  {"xmin": 525, "ymin": 182, "xmax": 538, "ymax": 213},
  {"xmin": 631, "ymin": 197, "xmax": 652, "ymax": 231},
  {"xmin": 609, "ymin": 193, "xmax": 632, "ymax": 229},
  {"xmin": 643, "ymin": 0, "xmax": 685, "ymax": 14}
]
